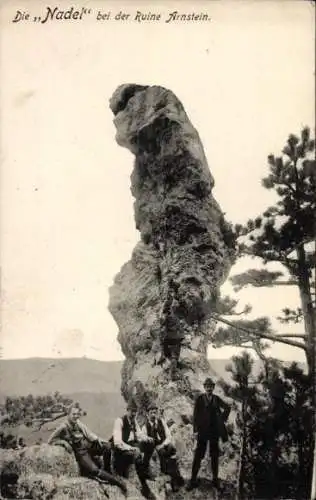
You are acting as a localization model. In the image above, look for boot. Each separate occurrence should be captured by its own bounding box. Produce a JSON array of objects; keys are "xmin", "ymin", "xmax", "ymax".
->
[
  {"xmin": 186, "ymin": 478, "xmax": 199, "ymax": 491},
  {"xmin": 212, "ymin": 477, "xmax": 220, "ymax": 489},
  {"xmin": 140, "ymin": 482, "xmax": 156, "ymax": 500},
  {"xmin": 97, "ymin": 470, "xmax": 127, "ymax": 495}
]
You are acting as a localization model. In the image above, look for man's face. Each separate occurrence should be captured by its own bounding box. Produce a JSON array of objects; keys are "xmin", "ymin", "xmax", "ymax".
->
[
  {"xmin": 127, "ymin": 408, "xmax": 137, "ymax": 420},
  {"xmin": 68, "ymin": 408, "xmax": 80, "ymax": 425},
  {"xmin": 148, "ymin": 408, "xmax": 158, "ymax": 422},
  {"xmin": 204, "ymin": 383, "xmax": 215, "ymax": 397}
]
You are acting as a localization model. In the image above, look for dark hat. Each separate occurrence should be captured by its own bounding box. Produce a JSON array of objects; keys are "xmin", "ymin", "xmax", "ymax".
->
[
  {"xmin": 147, "ymin": 401, "xmax": 158, "ymax": 411},
  {"xmin": 203, "ymin": 377, "xmax": 215, "ymax": 387},
  {"xmin": 127, "ymin": 399, "xmax": 137, "ymax": 411}
]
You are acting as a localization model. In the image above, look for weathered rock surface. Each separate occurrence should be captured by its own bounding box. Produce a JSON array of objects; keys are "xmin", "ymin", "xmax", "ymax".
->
[
  {"xmin": 108, "ymin": 84, "xmax": 235, "ymax": 452},
  {"xmin": 19, "ymin": 444, "xmax": 79, "ymax": 477},
  {"xmin": 0, "ymin": 86, "xmax": 237, "ymax": 500},
  {"xmin": 0, "ymin": 445, "xmax": 128, "ymax": 499}
]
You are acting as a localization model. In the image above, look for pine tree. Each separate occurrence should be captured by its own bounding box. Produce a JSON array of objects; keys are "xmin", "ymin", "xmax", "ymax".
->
[
  {"xmin": 230, "ymin": 353, "xmax": 253, "ymax": 499},
  {"xmin": 222, "ymin": 354, "xmax": 313, "ymax": 499},
  {"xmin": 213, "ymin": 127, "xmax": 315, "ymax": 498},
  {"xmin": 282, "ymin": 362, "xmax": 314, "ymax": 498},
  {"xmin": 220, "ymin": 351, "xmax": 256, "ymax": 499},
  {"xmin": 213, "ymin": 127, "xmax": 315, "ymax": 377}
]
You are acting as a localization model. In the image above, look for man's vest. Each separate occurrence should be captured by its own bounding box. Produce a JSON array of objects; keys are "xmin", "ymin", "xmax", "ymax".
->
[
  {"xmin": 145, "ymin": 418, "xmax": 166, "ymax": 446},
  {"xmin": 121, "ymin": 415, "xmax": 137, "ymax": 443}
]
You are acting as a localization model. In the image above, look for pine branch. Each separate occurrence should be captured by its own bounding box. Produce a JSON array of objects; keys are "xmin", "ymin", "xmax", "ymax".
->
[
  {"xmin": 229, "ymin": 306, "xmax": 252, "ymax": 316},
  {"xmin": 277, "ymin": 307, "xmax": 303, "ymax": 324},
  {"xmin": 212, "ymin": 313, "xmax": 307, "ymax": 350},
  {"xmin": 215, "ymin": 295, "xmax": 252, "ymax": 316},
  {"xmin": 276, "ymin": 333, "xmax": 307, "ymax": 339},
  {"xmin": 284, "ymin": 236, "xmax": 316, "ymax": 256},
  {"xmin": 230, "ymin": 269, "xmax": 297, "ymax": 291},
  {"xmin": 239, "ymin": 342, "xmax": 269, "ymax": 364},
  {"xmin": 32, "ymin": 412, "xmax": 67, "ymax": 431},
  {"xmin": 263, "ymin": 280, "xmax": 298, "ymax": 286}
]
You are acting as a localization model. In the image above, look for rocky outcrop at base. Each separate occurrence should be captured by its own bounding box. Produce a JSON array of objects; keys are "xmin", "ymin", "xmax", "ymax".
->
[
  {"xmin": 0, "ymin": 445, "xmax": 128, "ymax": 499},
  {"xmin": 0, "ymin": 442, "xmax": 238, "ymax": 499}
]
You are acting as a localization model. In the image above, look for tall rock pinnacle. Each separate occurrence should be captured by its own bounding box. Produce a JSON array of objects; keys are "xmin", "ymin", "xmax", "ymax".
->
[{"xmin": 108, "ymin": 84, "xmax": 235, "ymax": 460}]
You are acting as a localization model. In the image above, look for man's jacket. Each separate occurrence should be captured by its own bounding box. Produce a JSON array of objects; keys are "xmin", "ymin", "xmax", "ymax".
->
[
  {"xmin": 48, "ymin": 420, "xmax": 100, "ymax": 453},
  {"xmin": 193, "ymin": 393, "xmax": 231, "ymax": 441}
]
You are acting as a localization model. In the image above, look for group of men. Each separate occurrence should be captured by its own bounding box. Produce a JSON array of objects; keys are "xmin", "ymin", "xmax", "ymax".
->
[{"xmin": 47, "ymin": 377, "xmax": 230, "ymax": 498}]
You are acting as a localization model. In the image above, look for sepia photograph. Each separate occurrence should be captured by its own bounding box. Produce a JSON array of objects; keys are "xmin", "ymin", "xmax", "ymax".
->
[{"xmin": 0, "ymin": 1, "xmax": 315, "ymax": 498}]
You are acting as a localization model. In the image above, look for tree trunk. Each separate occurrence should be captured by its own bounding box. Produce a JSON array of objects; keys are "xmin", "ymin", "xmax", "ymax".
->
[
  {"xmin": 311, "ymin": 239, "xmax": 316, "ymax": 500},
  {"xmin": 297, "ymin": 245, "xmax": 316, "ymax": 377},
  {"xmin": 236, "ymin": 397, "xmax": 248, "ymax": 499},
  {"xmin": 311, "ymin": 434, "xmax": 316, "ymax": 500},
  {"xmin": 296, "ymin": 245, "xmax": 316, "ymax": 500}
]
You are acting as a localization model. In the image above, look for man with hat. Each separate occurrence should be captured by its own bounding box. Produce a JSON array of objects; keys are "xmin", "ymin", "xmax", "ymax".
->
[
  {"xmin": 111, "ymin": 399, "xmax": 155, "ymax": 499},
  {"xmin": 141, "ymin": 402, "xmax": 184, "ymax": 491},
  {"xmin": 187, "ymin": 377, "xmax": 231, "ymax": 490}
]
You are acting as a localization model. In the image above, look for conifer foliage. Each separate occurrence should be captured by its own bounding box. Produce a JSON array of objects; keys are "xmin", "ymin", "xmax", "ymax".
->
[
  {"xmin": 0, "ymin": 393, "xmax": 84, "ymax": 449},
  {"xmin": 214, "ymin": 127, "xmax": 315, "ymax": 499},
  {"xmin": 221, "ymin": 353, "xmax": 314, "ymax": 499},
  {"xmin": 214, "ymin": 127, "xmax": 315, "ymax": 375}
]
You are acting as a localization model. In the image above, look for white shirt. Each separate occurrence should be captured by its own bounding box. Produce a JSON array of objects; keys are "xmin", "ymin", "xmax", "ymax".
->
[
  {"xmin": 141, "ymin": 417, "xmax": 171, "ymax": 447},
  {"xmin": 113, "ymin": 416, "xmax": 144, "ymax": 451}
]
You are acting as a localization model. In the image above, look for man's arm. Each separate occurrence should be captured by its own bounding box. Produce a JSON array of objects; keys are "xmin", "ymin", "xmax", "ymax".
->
[
  {"xmin": 158, "ymin": 419, "xmax": 171, "ymax": 448},
  {"xmin": 78, "ymin": 421, "xmax": 101, "ymax": 444},
  {"xmin": 47, "ymin": 423, "xmax": 67, "ymax": 444},
  {"xmin": 193, "ymin": 396, "xmax": 201, "ymax": 433},
  {"xmin": 113, "ymin": 418, "xmax": 133, "ymax": 451},
  {"xmin": 218, "ymin": 396, "xmax": 231, "ymax": 421}
]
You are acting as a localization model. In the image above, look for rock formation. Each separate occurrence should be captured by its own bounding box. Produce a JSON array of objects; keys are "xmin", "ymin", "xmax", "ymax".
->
[
  {"xmin": 0, "ymin": 445, "xmax": 131, "ymax": 499},
  {"xmin": 108, "ymin": 84, "xmax": 235, "ymax": 463}
]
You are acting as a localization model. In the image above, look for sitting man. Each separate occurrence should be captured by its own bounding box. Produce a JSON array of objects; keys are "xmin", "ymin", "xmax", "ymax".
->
[
  {"xmin": 111, "ymin": 399, "xmax": 155, "ymax": 499},
  {"xmin": 47, "ymin": 403, "xmax": 127, "ymax": 494},
  {"xmin": 141, "ymin": 402, "xmax": 184, "ymax": 492}
]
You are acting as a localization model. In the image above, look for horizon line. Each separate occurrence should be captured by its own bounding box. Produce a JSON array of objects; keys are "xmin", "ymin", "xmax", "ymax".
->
[{"xmin": 0, "ymin": 355, "xmax": 305, "ymax": 364}]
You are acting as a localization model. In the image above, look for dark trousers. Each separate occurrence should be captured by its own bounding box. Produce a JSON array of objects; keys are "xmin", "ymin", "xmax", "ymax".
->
[
  {"xmin": 75, "ymin": 441, "xmax": 123, "ymax": 488},
  {"xmin": 155, "ymin": 443, "xmax": 184, "ymax": 487},
  {"xmin": 191, "ymin": 437, "xmax": 219, "ymax": 481},
  {"xmin": 113, "ymin": 440, "xmax": 155, "ymax": 486},
  {"xmin": 0, "ymin": 469, "xmax": 19, "ymax": 499}
]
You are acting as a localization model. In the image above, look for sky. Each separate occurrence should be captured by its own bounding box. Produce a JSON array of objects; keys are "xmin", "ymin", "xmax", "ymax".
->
[{"xmin": 0, "ymin": 0, "xmax": 315, "ymax": 364}]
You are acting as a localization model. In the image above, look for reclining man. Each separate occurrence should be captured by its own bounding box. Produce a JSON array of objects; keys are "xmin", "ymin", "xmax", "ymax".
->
[
  {"xmin": 111, "ymin": 399, "xmax": 156, "ymax": 499},
  {"xmin": 141, "ymin": 402, "xmax": 184, "ymax": 492},
  {"xmin": 48, "ymin": 403, "xmax": 127, "ymax": 494}
]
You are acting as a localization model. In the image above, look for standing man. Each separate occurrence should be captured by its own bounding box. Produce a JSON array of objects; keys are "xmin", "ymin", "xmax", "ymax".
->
[
  {"xmin": 47, "ymin": 404, "xmax": 127, "ymax": 494},
  {"xmin": 141, "ymin": 402, "xmax": 185, "ymax": 492},
  {"xmin": 111, "ymin": 400, "xmax": 155, "ymax": 499},
  {"xmin": 187, "ymin": 377, "xmax": 231, "ymax": 490}
]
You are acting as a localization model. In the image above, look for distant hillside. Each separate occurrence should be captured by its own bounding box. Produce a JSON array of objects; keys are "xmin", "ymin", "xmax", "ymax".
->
[
  {"xmin": 5, "ymin": 391, "xmax": 125, "ymax": 446},
  {"xmin": 0, "ymin": 357, "xmax": 122, "ymax": 399},
  {"xmin": 0, "ymin": 356, "xmax": 306, "ymax": 446},
  {"xmin": 0, "ymin": 358, "xmax": 303, "ymax": 397},
  {"xmin": 0, "ymin": 358, "xmax": 127, "ymax": 446},
  {"xmin": 0, "ymin": 357, "xmax": 236, "ymax": 399},
  {"xmin": 0, "ymin": 357, "xmax": 306, "ymax": 401},
  {"xmin": 0, "ymin": 357, "xmax": 232, "ymax": 446}
]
